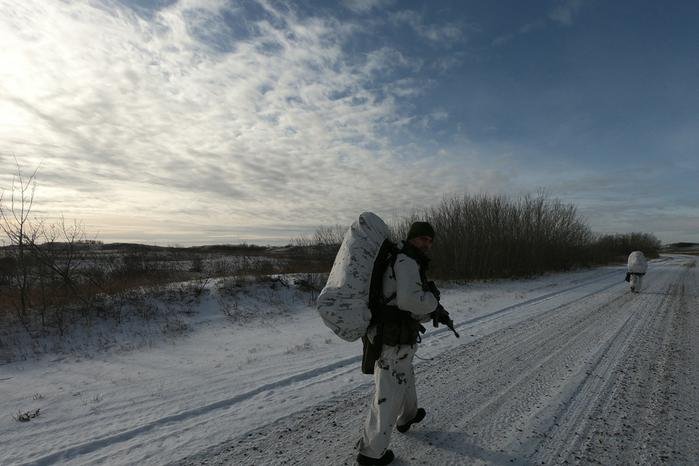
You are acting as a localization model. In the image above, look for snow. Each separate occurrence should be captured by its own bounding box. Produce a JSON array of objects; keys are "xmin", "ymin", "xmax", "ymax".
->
[{"xmin": 1, "ymin": 256, "xmax": 696, "ymax": 465}]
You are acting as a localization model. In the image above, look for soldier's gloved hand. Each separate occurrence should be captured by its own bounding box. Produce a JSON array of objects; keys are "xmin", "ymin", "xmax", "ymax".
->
[
  {"xmin": 431, "ymin": 304, "xmax": 451, "ymax": 328},
  {"xmin": 426, "ymin": 280, "xmax": 440, "ymax": 301}
]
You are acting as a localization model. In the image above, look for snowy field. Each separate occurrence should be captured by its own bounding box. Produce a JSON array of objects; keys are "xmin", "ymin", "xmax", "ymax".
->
[{"xmin": 1, "ymin": 255, "xmax": 697, "ymax": 465}]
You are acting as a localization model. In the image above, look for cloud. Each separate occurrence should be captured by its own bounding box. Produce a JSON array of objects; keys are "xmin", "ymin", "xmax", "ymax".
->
[
  {"xmin": 492, "ymin": 1, "xmax": 582, "ymax": 47},
  {"xmin": 390, "ymin": 10, "xmax": 463, "ymax": 45},
  {"xmin": 361, "ymin": 47, "xmax": 421, "ymax": 76},
  {"xmin": 492, "ymin": 20, "xmax": 546, "ymax": 46},
  {"xmin": 0, "ymin": 0, "xmax": 484, "ymax": 243},
  {"xmin": 431, "ymin": 54, "xmax": 464, "ymax": 72},
  {"xmin": 548, "ymin": 0, "xmax": 585, "ymax": 26},
  {"xmin": 342, "ymin": 0, "xmax": 394, "ymax": 14}
]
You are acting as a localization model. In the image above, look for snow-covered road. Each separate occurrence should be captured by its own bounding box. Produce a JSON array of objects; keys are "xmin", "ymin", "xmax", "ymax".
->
[
  {"xmin": 2, "ymin": 255, "xmax": 697, "ymax": 465},
  {"xmin": 176, "ymin": 255, "xmax": 699, "ymax": 465}
]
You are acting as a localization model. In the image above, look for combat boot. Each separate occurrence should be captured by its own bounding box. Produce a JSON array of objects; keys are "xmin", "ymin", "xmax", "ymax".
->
[
  {"xmin": 397, "ymin": 408, "xmax": 426, "ymax": 433},
  {"xmin": 357, "ymin": 449, "xmax": 395, "ymax": 465}
]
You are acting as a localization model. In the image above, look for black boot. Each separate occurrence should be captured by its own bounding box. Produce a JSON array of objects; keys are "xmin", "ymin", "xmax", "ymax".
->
[
  {"xmin": 397, "ymin": 408, "xmax": 426, "ymax": 433},
  {"xmin": 357, "ymin": 449, "xmax": 395, "ymax": 465}
]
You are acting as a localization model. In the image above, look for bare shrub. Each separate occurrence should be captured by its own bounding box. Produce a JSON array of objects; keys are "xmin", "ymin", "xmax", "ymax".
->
[
  {"xmin": 161, "ymin": 317, "xmax": 190, "ymax": 336},
  {"xmin": 294, "ymin": 273, "xmax": 325, "ymax": 293},
  {"xmin": 291, "ymin": 224, "xmax": 346, "ymax": 271},
  {"xmin": 218, "ymin": 297, "xmax": 239, "ymax": 319},
  {"xmin": 217, "ymin": 276, "xmax": 248, "ymax": 294},
  {"xmin": 294, "ymin": 273, "xmax": 326, "ymax": 304},
  {"xmin": 189, "ymin": 257, "xmax": 203, "ymax": 273},
  {"xmin": 184, "ymin": 276, "xmax": 210, "ymax": 299},
  {"xmin": 99, "ymin": 288, "xmax": 159, "ymax": 322},
  {"xmin": 416, "ymin": 192, "xmax": 592, "ymax": 279},
  {"xmin": 228, "ymin": 255, "xmax": 276, "ymax": 276},
  {"xmin": 211, "ymin": 257, "xmax": 235, "ymax": 276},
  {"xmin": 117, "ymin": 250, "xmax": 160, "ymax": 277},
  {"xmin": 294, "ymin": 224, "xmax": 346, "ymax": 248},
  {"xmin": 588, "ymin": 232, "xmax": 662, "ymax": 263}
]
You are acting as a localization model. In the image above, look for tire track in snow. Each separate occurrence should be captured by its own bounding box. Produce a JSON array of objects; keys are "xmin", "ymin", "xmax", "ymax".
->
[
  {"xmin": 524, "ymin": 297, "xmax": 653, "ymax": 464},
  {"xmin": 173, "ymin": 259, "xmax": 693, "ymax": 465},
  {"xmin": 26, "ymin": 268, "xmax": 623, "ymax": 465},
  {"xmin": 175, "ymin": 271, "xmax": 640, "ymax": 465},
  {"xmin": 532, "ymin": 261, "xmax": 698, "ymax": 465},
  {"xmin": 24, "ymin": 354, "xmax": 363, "ymax": 465},
  {"xmin": 423, "ymin": 268, "xmax": 621, "ymax": 342},
  {"xmin": 368, "ymin": 266, "xmax": 674, "ymax": 464},
  {"xmin": 403, "ymin": 281, "xmax": 639, "ymax": 460},
  {"xmin": 513, "ymin": 265, "xmax": 680, "ymax": 463}
]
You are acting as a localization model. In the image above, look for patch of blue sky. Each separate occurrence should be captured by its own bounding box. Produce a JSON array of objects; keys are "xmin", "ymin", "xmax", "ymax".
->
[{"xmin": 398, "ymin": 1, "xmax": 696, "ymax": 172}]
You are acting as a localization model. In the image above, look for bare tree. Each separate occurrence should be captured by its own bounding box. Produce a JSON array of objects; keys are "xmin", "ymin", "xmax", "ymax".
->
[
  {"xmin": 0, "ymin": 163, "xmax": 90, "ymax": 335},
  {"xmin": 0, "ymin": 163, "xmax": 40, "ymax": 332}
]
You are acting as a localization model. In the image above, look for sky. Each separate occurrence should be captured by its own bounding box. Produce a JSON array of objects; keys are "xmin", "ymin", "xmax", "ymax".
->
[{"xmin": 0, "ymin": 0, "xmax": 697, "ymax": 245}]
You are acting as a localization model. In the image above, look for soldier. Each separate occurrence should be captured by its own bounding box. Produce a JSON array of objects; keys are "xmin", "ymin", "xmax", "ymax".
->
[
  {"xmin": 357, "ymin": 222, "xmax": 453, "ymax": 465},
  {"xmin": 626, "ymin": 250, "xmax": 648, "ymax": 293}
]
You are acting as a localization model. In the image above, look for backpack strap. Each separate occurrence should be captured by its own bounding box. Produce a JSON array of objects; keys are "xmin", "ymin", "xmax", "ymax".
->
[
  {"xmin": 369, "ymin": 240, "xmax": 400, "ymax": 313},
  {"xmin": 382, "ymin": 243, "xmax": 403, "ymax": 305}
]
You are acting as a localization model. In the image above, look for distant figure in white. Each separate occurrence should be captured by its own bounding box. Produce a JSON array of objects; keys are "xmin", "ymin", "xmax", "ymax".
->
[{"xmin": 626, "ymin": 251, "xmax": 648, "ymax": 293}]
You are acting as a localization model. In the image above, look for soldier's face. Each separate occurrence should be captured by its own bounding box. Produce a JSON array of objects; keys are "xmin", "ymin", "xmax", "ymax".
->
[{"xmin": 410, "ymin": 236, "xmax": 433, "ymax": 253}]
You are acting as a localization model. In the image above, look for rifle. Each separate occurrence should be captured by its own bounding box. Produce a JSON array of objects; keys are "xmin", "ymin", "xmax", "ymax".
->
[
  {"xmin": 426, "ymin": 280, "xmax": 460, "ymax": 338},
  {"xmin": 427, "ymin": 281, "xmax": 461, "ymax": 338},
  {"xmin": 433, "ymin": 305, "xmax": 460, "ymax": 338}
]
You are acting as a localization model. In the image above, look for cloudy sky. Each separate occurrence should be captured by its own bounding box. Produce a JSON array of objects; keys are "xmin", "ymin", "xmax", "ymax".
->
[{"xmin": 1, "ymin": 0, "xmax": 697, "ymax": 245}]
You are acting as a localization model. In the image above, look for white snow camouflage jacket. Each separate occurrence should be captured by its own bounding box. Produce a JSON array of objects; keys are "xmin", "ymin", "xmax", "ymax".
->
[{"xmin": 381, "ymin": 241, "xmax": 439, "ymax": 322}]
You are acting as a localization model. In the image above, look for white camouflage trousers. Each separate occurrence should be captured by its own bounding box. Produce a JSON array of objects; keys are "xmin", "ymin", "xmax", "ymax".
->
[
  {"xmin": 630, "ymin": 273, "xmax": 644, "ymax": 292},
  {"xmin": 358, "ymin": 344, "xmax": 418, "ymax": 459}
]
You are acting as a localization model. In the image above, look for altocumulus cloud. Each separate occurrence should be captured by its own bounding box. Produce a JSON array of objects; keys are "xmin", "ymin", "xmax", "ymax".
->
[
  {"xmin": 0, "ymin": 0, "xmax": 524, "ymax": 246},
  {"xmin": 0, "ymin": 0, "xmax": 495, "ymax": 243},
  {"xmin": 0, "ymin": 0, "xmax": 504, "ymax": 242}
]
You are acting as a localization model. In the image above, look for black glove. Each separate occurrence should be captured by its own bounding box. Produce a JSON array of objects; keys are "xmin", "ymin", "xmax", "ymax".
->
[
  {"xmin": 430, "ymin": 304, "xmax": 460, "ymax": 338},
  {"xmin": 426, "ymin": 280, "xmax": 440, "ymax": 301},
  {"xmin": 431, "ymin": 304, "xmax": 452, "ymax": 328}
]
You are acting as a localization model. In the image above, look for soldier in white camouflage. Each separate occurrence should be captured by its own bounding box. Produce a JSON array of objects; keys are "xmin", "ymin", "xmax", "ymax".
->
[{"xmin": 357, "ymin": 222, "xmax": 452, "ymax": 465}]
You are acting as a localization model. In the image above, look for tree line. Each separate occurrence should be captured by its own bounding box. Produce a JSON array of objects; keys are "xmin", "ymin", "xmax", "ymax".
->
[{"xmin": 305, "ymin": 193, "xmax": 662, "ymax": 280}]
